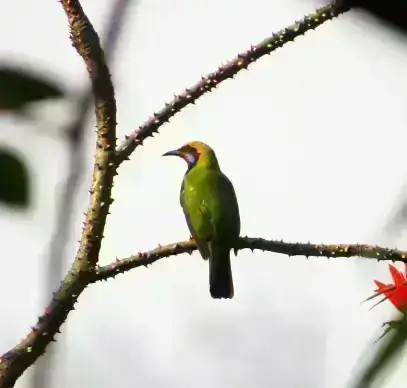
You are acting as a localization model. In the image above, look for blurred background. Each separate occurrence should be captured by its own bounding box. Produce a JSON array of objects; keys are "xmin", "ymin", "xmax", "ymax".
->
[{"xmin": 1, "ymin": 0, "xmax": 407, "ymax": 387}]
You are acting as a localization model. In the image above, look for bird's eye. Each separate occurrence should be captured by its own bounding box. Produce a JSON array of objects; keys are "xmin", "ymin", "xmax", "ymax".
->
[{"xmin": 182, "ymin": 145, "xmax": 193, "ymax": 153}]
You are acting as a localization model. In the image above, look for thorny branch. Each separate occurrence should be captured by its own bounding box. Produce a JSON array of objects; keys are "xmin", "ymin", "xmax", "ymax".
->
[
  {"xmin": 66, "ymin": 0, "xmax": 117, "ymax": 272},
  {"xmin": 44, "ymin": 0, "xmax": 134, "ymax": 289},
  {"xmin": 32, "ymin": 2, "xmax": 136, "ymax": 388},
  {"xmin": 93, "ymin": 238, "xmax": 407, "ymax": 282},
  {"xmin": 114, "ymin": 2, "xmax": 350, "ymax": 166},
  {"xmin": 0, "ymin": 0, "xmax": 116, "ymax": 386}
]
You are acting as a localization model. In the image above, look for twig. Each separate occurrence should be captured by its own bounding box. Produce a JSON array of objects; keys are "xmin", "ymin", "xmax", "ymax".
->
[
  {"xmin": 0, "ymin": 1, "xmax": 116, "ymax": 386},
  {"xmin": 114, "ymin": 2, "xmax": 350, "ymax": 166},
  {"xmin": 93, "ymin": 237, "xmax": 407, "ymax": 282}
]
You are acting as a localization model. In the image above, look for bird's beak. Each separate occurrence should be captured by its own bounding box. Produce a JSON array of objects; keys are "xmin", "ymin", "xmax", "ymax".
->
[{"xmin": 162, "ymin": 149, "xmax": 182, "ymax": 157}]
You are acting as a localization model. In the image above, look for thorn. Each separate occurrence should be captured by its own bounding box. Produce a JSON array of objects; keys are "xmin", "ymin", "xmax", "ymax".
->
[
  {"xmin": 368, "ymin": 295, "xmax": 390, "ymax": 311},
  {"xmin": 374, "ymin": 320, "xmax": 401, "ymax": 343}
]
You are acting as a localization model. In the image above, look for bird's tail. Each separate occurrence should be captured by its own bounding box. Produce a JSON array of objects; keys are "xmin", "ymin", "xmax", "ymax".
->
[{"xmin": 209, "ymin": 242, "xmax": 234, "ymax": 299}]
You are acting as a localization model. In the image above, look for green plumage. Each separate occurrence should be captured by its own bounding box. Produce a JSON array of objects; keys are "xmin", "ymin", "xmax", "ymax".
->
[{"xmin": 164, "ymin": 141, "xmax": 240, "ymax": 299}]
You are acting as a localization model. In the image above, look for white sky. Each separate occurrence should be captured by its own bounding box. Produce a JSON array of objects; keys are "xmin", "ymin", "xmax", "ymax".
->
[{"xmin": 1, "ymin": 0, "xmax": 407, "ymax": 387}]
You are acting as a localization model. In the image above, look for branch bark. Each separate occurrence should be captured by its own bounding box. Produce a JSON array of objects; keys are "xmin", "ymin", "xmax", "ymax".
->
[
  {"xmin": 65, "ymin": 0, "xmax": 117, "ymax": 271},
  {"xmin": 93, "ymin": 237, "xmax": 407, "ymax": 283},
  {"xmin": 0, "ymin": 0, "xmax": 116, "ymax": 386}
]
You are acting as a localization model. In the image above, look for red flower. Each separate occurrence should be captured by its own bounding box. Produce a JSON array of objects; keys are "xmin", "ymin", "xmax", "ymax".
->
[{"xmin": 371, "ymin": 264, "xmax": 407, "ymax": 312}]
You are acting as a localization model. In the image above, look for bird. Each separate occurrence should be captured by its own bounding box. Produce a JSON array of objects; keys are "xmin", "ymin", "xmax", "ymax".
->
[{"xmin": 163, "ymin": 141, "xmax": 241, "ymax": 299}]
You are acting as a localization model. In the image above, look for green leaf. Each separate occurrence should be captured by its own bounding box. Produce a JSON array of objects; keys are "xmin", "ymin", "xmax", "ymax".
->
[
  {"xmin": 0, "ymin": 148, "xmax": 30, "ymax": 208},
  {"xmin": 0, "ymin": 66, "xmax": 64, "ymax": 112},
  {"xmin": 352, "ymin": 314, "xmax": 407, "ymax": 388}
]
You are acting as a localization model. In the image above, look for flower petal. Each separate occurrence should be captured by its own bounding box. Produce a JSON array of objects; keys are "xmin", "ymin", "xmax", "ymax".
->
[
  {"xmin": 389, "ymin": 264, "xmax": 405, "ymax": 287},
  {"xmin": 370, "ymin": 265, "xmax": 407, "ymax": 312}
]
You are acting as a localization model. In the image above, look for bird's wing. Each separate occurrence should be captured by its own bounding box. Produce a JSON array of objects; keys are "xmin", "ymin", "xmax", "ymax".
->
[
  {"xmin": 205, "ymin": 171, "xmax": 241, "ymax": 244},
  {"xmin": 216, "ymin": 172, "xmax": 241, "ymax": 237},
  {"xmin": 180, "ymin": 179, "xmax": 210, "ymax": 259}
]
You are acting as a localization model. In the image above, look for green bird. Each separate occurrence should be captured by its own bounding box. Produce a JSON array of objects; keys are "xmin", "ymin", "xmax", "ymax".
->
[{"xmin": 163, "ymin": 141, "xmax": 241, "ymax": 299}]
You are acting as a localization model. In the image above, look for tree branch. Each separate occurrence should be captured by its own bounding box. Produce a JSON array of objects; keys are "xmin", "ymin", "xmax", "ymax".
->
[
  {"xmin": 32, "ymin": 1, "xmax": 136, "ymax": 388},
  {"xmin": 64, "ymin": 0, "xmax": 117, "ymax": 271},
  {"xmin": 93, "ymin": 237, "xmax": 407, "ymax": 283},
  {"xmin": 115, "ymin": 2, "xmax": 350, "ymax": 166},
  {"xmin": 0, "ymin": 1, "xmax": 116, "ymax": 386}
]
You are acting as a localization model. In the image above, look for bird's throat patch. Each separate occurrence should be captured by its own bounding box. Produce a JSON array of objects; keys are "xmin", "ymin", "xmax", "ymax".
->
[{"xmin": 185, "ymin": 153, "xmax": 197, "ymax": 167}]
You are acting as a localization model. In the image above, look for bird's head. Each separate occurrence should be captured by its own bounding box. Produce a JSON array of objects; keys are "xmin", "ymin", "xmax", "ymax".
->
[{"xmin": 162, "ymin": 141, "xmax": 219, "ymax": 169}]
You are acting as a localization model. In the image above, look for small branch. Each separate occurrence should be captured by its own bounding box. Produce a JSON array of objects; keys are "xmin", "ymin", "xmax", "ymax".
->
[
  {"xmin": 115, "ymin": 2, "xmax": 350, "ymax": 166},
  {"xmin": 0, "ymin": 1, "xmax": 117, "ymax": 386},
  {"xmin": 94, "ymin": 240, "xmax": 198, "ymax": 281},
  {"xmin": 93, "ymin": 237, "xmax": 407, "ymax": 282}
]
